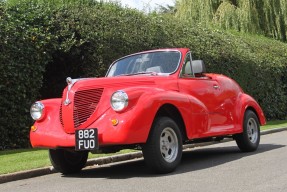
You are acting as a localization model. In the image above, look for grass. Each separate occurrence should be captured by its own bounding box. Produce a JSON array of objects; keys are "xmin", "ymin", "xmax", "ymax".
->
[
  {"xmin": 0, "ymin": 120, "xmax": 286, "ymax": 175},
  {"xmin": 0, "ymin": 149, "xmax": 51, "ymax": 175},
  {"xmin": 0, "ymin": 149, "xmax": 136, "ymax": 175},
  {"xmin": 261, "ymin": 120, "xmax": 287, "ymax": 130}
]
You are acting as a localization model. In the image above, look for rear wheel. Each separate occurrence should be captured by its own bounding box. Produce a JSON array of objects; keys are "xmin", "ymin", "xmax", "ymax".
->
[
  {"xmin": 49, "ymin": 149, "xmax": 88, "ymax": 174},
  {"xmin": 234, "ymin": 110, "xmax": 260, "ymax": 152},
  {"xmin": 142, "ymin": 117, "xmax": 182, "ymax": 173}
]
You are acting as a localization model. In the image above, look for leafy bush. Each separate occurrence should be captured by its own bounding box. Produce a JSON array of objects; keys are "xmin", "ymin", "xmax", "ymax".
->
[
  {"xmin": 40, "ymin": 2, "xmax": 172, "ymax": 98},
  {"xmin": 0, "ymin": 1, "xmax": 55, "ymax": 149},
  {"xmin": 175, "ymin": 23, "xmax": 287, "ymax": 119},
  {"xmin": 0, "ymin": 0, "xmax": 172, "ymax": 149},
  {"xmin": 0, "ymin": 0, "xmax": 286, "ymax": 149}
]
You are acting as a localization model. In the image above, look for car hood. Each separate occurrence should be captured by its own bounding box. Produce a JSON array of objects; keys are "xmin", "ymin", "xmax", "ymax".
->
[{"xmin": 60, "ymin": 75, "xmax": 176, "ymax": 133}]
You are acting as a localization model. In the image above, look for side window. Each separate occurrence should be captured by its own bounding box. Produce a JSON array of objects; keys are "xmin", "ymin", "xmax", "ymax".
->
[{"xmin": 181, "ymin": 52, "xmax": 193, "ymax": 78}]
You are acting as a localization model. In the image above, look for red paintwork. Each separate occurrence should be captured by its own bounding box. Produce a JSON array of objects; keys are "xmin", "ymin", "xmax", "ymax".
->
[{"xmin": 30, "ymin": 48, "xmax": 266, "ymax": 149}]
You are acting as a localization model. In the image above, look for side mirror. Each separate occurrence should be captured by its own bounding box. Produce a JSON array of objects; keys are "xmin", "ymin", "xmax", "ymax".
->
[{"xmin": 192, "ymin": 60, "xmax": 206, "ymax": 74}]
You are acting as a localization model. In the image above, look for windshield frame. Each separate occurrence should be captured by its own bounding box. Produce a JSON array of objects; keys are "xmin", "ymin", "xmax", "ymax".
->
[{"xmin": 105, "ymin": 50, "xmax": 182, "ymax": 77}]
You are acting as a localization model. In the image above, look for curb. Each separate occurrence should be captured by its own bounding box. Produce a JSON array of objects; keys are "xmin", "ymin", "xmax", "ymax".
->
[
  {"xmin": 0, "ymin": 152, "xmax": 143, "ymax": 184},
  {"xmin": 260, "ymin": 127, "xmax": 287, "ymax": 135},
  {"xmin": 1, "ymin": 127, "xmax": 286, "ymax": 184},
  {"xmin": 0, "ymin": 167, "xmax": 57, "ymax": 184}
]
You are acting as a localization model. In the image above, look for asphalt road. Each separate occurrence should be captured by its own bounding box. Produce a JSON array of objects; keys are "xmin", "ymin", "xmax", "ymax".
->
[{"xmin": 1, "ymin": 131, "xmax": 286, "ymax": 192}]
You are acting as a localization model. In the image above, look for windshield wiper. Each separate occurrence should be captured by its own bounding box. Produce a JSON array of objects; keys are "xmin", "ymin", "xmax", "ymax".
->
[{"xmin": 117, "ymin": 71, "xmax": 157, "ymax": 76}]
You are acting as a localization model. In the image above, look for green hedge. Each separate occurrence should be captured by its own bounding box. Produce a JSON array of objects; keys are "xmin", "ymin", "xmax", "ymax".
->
[
  {"xmin": 168, "ymin": 25, "xmax": 287, "ymax": 119},
  {"xmin": 40, "ymin": 2, "xmax": 170, "ymax": 98},
  {"xmin": 0, "ymin": 1, "xmax": 286, "ymax": 149},
  {"xmin": 0, "ymin": 1, "xmax": 54, "ymax": 149},
  {"xmin": 0, "ymin": 0, "xmax": 171, "ymax": 149}
]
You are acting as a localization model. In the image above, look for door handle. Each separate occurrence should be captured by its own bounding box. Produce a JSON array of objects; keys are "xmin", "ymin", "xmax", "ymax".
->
[{"xmin": 213, "ymin": 85, "xmax": 220, "ymax": 89}]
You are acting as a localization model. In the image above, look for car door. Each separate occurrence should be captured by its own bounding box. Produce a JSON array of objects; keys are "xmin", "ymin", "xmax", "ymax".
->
[{"xmin": 178, "ymin": 53, "xmax": 233, "ymax": 138}]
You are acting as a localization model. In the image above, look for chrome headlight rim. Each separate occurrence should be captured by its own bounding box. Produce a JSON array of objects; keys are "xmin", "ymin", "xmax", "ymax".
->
[
  {"xmin": 110, "ymin": 90, "xmax": 129, "ymax": 112},
  {"xmin": 30, "ymin": 101, "xmax": 45, "ymax": 121}
]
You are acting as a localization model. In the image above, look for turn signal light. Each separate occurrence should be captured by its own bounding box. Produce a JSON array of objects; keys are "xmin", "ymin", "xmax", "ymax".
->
[
  {"xmin": 111, "ymin": 119, "xmax": 119, "ymax": 126},
  {"xmin": 31, "ymin": 125, "xmax": 37, "ymax": 132}
]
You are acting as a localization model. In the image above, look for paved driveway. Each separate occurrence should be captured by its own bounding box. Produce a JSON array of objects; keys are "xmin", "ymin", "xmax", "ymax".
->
[{"xmin": 1, "ymin": 131, "xmax": 286, "ymax": 192}]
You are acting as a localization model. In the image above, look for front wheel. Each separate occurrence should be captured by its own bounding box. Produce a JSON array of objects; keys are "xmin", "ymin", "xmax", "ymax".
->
[
  {"xmin": 234, "ymin": 110, "xmax": 260, "ymax": 152},
  {"xmin": 142, "ymin": 117, "xmax": 182, "ymax": 173},
  {"xmin": 49, "ymin": 149, "xmax": 88, "ymax": 174}
]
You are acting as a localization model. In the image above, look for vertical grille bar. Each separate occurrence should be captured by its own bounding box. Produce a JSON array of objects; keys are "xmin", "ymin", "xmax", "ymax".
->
[
  {"xmin": 59, "ymin": 103, "xmax": 64, "ymax": 127},
  {"xmin": 73, "ymin": 88, "xmax": 104, "ymax": 128}
]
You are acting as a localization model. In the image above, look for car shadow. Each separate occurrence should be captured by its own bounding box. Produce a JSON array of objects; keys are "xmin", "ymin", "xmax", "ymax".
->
[{"xmin": 63, "ymin": 143, "xmax": 285, "ymax": 179}]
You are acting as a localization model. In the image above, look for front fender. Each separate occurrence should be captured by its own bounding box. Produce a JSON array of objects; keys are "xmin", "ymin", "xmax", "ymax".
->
[
  {"xmin": 30, "ymin": 99, "xmax": 75, "ymax": 148},
  {"xmin": 88, "ymin": 87, "xmax": 209, "ymax": 145}
]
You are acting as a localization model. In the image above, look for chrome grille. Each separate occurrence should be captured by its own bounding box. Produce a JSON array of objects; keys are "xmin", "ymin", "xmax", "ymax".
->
[
  {"xmin": 59, "ymin": 103, "xmax": 64, "ymax": 127},
  {"xmin": 73, "ymin": 88, "xmax": 104, "ymax": 128}
]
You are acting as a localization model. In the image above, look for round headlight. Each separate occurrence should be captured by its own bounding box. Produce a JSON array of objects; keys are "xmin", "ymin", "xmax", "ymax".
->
[
  {"xmin": 111, "ymin": 90, "xmax": 128, "ymax": 111},
  {"xmin": 30, "ymin": 101, "xmax": 45, "ymax": 120}
]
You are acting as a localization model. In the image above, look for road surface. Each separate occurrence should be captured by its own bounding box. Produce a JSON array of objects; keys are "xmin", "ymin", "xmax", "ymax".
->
[{"xmin": 1, "ymin": 131, "xmax": 286, "ymax": 192}]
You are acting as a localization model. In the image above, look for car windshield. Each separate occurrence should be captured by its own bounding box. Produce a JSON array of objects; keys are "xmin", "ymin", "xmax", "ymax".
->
[{"xmin": 106, "ymin": 51, "xmax": 181, "ymax": 77}]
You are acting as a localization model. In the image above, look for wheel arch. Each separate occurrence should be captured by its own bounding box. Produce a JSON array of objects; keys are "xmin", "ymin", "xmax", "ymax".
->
[
  {"xmin": 238, "ymin": 93, "xmax": 266, "ymax": 127},
  {"xmin": 245, "ymin": 106, "xmax": 259, "ymax": 120},
  {"xmin": 244, "ymin": 105, "xmax": 266, "ymax": 126},
  {"xmin": 154, "ymin": 103, "xmax": 188, "ymax": 141}
]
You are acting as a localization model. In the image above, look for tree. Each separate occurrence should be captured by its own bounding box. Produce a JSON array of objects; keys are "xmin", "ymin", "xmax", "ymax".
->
[{"xmin": 175, "ymin": 0, "xmax": 287, "ymax": 42}]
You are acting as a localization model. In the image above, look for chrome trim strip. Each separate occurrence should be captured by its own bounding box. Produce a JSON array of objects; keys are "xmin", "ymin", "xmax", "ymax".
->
[
  {"xmin": 63, "ymin": 77, "xmax": 79, "ymax": 106},
  {"xmin": 63, "ymin": 77, "xmax": 93, "ymax": 106}
]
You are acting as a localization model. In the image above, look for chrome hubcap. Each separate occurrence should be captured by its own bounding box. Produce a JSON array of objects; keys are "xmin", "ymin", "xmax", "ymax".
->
[
  {"xmin": 160, "ymin": 127, "xmax": 178, "ymax": 163},
  {"xmin": 247, "ymin": 118, "xmax": 258, "ymax": 143}
]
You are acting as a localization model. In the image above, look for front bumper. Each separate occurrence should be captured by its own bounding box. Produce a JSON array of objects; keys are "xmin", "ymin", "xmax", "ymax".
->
[{"xmin": 30, "ymin": 104, "xmax": 153, "ymax": 149}]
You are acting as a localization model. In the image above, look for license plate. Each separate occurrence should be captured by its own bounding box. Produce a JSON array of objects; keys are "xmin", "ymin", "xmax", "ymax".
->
[{"xmin": 75, "ymin": 129, "xmax": 98, "ymax": 151}]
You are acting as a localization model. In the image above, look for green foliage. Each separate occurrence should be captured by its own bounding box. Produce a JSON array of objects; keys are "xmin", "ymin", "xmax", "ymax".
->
[
  {"xmin": 0, "ymin": 0, "xmax": 172, "ymax": 149},
  {"xmin": 176, "ymin": 0, "xmax": 287, "ymax": 42},
  {"xmin": 168, "ymin": 19, "xmax": 287, "ymax": 119},
  {"xmin": 39, "ymin": 1, "xmax": 171, "ymax": 98},
  {"xmin": 0, "ymin": 0, "xmax": 286, "ymax": 149},
  {"xmin": 0, "ymin": 1, "xmax": 55, "ymax": 149}
]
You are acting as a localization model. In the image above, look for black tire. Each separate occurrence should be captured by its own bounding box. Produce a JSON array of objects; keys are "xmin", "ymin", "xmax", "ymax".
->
[
  {"xmin": 234, "ymin": 110, "xmax": 260, "ymax": 152},
  {"xmin": 142, "ymin": 117, "xmax": 182, "ymax": 174},
  {"xmin": 49, "ymin": 149, "xmax": 88, "ymax": 174}
]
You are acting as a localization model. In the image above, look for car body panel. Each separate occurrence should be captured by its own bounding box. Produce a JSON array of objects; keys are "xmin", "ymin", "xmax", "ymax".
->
[{"xmin": 30, "ymin": 48, "xmax": 266, "ymax": 149}]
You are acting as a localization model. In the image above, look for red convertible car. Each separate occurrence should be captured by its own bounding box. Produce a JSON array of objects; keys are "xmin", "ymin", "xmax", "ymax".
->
[{"xmin": 30, "ymin": 48, "xmax": 266, "ymax": 174}]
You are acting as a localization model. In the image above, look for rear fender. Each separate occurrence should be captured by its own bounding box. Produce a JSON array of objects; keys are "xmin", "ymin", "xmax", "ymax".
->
[{"xmin": 237, "ymin": 93, "xmax": 266, "ymax": 130}]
